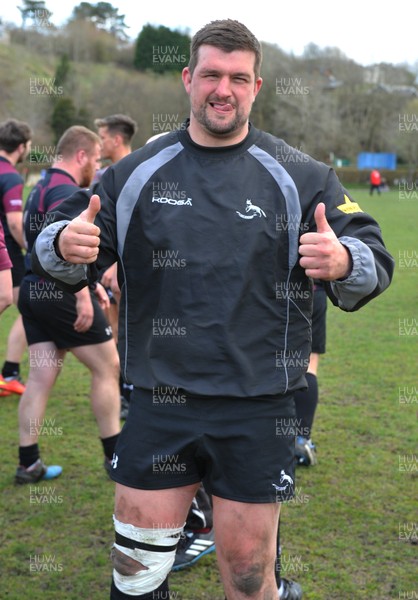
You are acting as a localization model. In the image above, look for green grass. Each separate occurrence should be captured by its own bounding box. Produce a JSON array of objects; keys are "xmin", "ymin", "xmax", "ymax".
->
[{"xmin": 1, "ymin": 189, "xmax": 417, "ymax": 599}]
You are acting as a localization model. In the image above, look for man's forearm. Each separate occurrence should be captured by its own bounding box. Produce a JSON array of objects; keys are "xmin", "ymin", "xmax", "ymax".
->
[
  {"xmin": 330, "ymin": 237, "xmax": 378, "ymax": 310},
  {"xmin": 31, "ymin": 220, "xmax": 89, "ymax": 292}
]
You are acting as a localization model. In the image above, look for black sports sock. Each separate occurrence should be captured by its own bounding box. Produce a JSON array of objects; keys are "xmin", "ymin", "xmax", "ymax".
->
[
  {"xmin": 293, "ymin": 372, "xmax": 318, "ymax": 439},
  {"xmin": 2, "ymin": 361, "xmax": 20, "ymax": 378},
  {"xmin": 110, "ymin": 577, "xmax": 169, "ymax": 599},
  {"xmin": 101, "ymin": 433, "xmax": 120, "ymax": 462},
  {"xmin": 19, "ymin": 444, "xmax": 40, "ymax": 468}
]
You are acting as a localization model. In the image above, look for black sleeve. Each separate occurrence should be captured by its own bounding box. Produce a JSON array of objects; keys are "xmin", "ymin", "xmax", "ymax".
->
[
  {"xmin": 304, "ymin": 168, "xmax": 395, "ymax": 311},
  {"xmin": 31, "ymin": 171, "xmax": 119, "ymax": 292}
]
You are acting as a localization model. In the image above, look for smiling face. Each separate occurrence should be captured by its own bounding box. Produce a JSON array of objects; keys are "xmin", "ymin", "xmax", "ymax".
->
[{"xmin": 182, "ymin": 45, "xmax": 263, "ymax": 146}]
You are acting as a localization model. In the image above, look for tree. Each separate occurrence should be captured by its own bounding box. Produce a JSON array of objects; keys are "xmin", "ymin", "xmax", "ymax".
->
[
  {"xmin": 54, "ymin": 54, "xmax": 71, "ymax": 89},
  {"xmin": 18, "ymin": 0, "xmax": 52, "ymax": 29},
  {"xmin": 50, "ymin": 97, "xmax": 77, "ymax": 141},
  {"xmin": 48, "ymin": 52, "xmax": 92, "ymax": 143},
  {"xmin": 63, "ymin": 19, "xmax": 121, "ymax": 63},
  {"xmin": 134, "ymin": 24, "xmax": 190, "ymax": 74},
  {"xmin": 70, "ymin": 2, "xmax": 128, "ymax": 39},
  {"xmin": 396, "ymin": 98, "xmax": 418, "ymax": 180}
]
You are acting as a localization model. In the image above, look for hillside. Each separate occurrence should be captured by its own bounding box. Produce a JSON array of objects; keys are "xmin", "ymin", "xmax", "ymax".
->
[
  {"xmin": 0, "ymin": 31, "xmax": 417, "ymax": 168},
  {"xmin": 0, "ymin": 40, "xmax": 189, "ymax": 148}
]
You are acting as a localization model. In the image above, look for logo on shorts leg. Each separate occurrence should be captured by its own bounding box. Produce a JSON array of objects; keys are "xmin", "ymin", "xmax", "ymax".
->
[
  {"xmin": 272, "ymin": 469, "xmax": 293, "ymax": 493},
  {"xmin": 111, "ymin": 454, "xmax": 118, "ymax": 469}
]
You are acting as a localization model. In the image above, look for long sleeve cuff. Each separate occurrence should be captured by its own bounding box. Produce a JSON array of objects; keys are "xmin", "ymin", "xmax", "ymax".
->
[
  {"xmin": 33, "ymin": 221, "xmax": 88, "ymax": 286},
  {"xmin": 330, "ymin": 236, "xmax": 378, "ymax": 310}
]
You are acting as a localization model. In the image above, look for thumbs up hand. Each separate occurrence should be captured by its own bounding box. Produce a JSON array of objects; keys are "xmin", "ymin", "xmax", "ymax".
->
[
  {"xmin": 79, "ymin": 193, "xmax": 101, "ymax": 225},
  {"xmin": 312, "ymin": 201, "xmax": 333, "ymax": 235},
  {"xmin": 299, "ymin": 203, "xmax": 352, "ymax": 280},
  {"xmin": 57, "ymin": 195, "xmax": 102, "ymax": 263}
]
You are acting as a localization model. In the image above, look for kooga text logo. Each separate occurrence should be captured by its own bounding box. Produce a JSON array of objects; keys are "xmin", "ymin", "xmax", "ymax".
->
[{"xmin": 152, "ymin": 197, "xmax": 192, "ymax": 206}]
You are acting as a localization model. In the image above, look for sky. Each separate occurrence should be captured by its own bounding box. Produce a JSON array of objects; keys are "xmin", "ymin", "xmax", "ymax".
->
[{"xmin": 2, "ymin": 0, "xmax": 417, "ymax": 68}]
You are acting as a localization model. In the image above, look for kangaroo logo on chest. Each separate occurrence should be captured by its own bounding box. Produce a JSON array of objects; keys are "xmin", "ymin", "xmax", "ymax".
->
[{"xmin": 236, "ymin": 199, "xmax": 267, "ymax": 220}]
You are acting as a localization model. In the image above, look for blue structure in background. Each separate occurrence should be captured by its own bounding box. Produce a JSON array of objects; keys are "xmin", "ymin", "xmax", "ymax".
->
[{"xmin": 357, "ymin": 152, "xmax": 397, "ymax": 170}]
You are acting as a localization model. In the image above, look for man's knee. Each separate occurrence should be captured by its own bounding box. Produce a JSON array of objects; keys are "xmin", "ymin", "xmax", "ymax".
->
[
  {"xmin": 99, "ymin": 351, "xmax": 120, "ymax": 381},
  {"xmin": 230, "ymin": 561, "xmax": 265, "ymax": 596},
  {"xmin": 220, "ymin": 539, "xmax": 273, "ymax": 597},
  {"xmin": 111, "ymin": 516, "xmax": 183, "ymax": 595},
  {"xmin": 110, "ymin": 546, "xmax": 147, "ymax": 576}
]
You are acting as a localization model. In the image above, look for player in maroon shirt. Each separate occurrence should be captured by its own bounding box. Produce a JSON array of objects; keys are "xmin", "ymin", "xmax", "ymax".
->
[
  {"xmin": 0, "ymin": 220, "xmax": 13, "ymax": 396},
  {"xmin": 0, "ymin": 220, "xmax": 13, "ymax": 316},
  {"xmin": 0, "ymin": 119, "xmax": 32, "ymax": 397},
  {"xmin": 15, "ymin": 125, "xmax": 121, "ymax": 483}
]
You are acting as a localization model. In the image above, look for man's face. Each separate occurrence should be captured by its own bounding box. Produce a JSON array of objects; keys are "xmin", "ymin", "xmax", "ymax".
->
[
  {"xmin": 182, "ymin": 45, "xmax": 262, "ymax": 145},
  {"xmin": 97, "ymin": 126, "xmax": 116, "ymax": 161},
  {"xmin": 80, "ymin": 143, "xmax": 102, "ymax": 188}
]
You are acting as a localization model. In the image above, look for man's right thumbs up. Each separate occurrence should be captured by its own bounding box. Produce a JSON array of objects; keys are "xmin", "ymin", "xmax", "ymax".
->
[
  {"xmin": 79, "ymin": 194, "xmax": 101, "ymax": 224},
  {"xmin": 57, "ymin": 194, "xmax": 101, "ymax": 264}
]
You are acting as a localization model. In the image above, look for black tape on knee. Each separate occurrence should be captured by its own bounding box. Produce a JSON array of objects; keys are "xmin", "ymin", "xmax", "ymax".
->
[
  {"xmin": 111, "ymin": 546, "xmax": 145, "ymax": 577},
  {"xmin": 115, "ymin": 531, "xmax": 178, "ymax": 553}
]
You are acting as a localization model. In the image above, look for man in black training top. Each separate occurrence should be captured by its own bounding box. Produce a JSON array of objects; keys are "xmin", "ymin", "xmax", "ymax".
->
[{"xmin": 32, "ymin": 19, "xmax": 394, "ymax": 600}]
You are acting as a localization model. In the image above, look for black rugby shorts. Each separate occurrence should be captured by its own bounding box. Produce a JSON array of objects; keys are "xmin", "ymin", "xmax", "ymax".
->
[
  {"xmin": 110, "ymin": 387, "xmax": 297, "ymax": 503},
  {"xmin": 18, "ymin": 277, "xmax": 113, "ymax": 348}
]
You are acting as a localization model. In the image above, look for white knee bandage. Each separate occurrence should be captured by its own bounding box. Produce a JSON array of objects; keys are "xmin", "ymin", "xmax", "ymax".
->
[{"xmin": 112, "ymin": 515, "xmax": 184, "ymax": 595}]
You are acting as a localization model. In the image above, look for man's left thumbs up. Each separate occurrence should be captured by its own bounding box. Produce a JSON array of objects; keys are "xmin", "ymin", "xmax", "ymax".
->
[
  {"xmin": 299, "ymin": 203, "xmax": 352, "ymax": 281},
  {"xmin": 313, "ymin": 202, "xmax": 332, "ymax": 234}
]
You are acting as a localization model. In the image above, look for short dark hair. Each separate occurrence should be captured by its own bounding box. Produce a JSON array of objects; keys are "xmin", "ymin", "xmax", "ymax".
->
[
  {"xmin": 94, "ymin": 114, "xmax": 138, "ymax": 144},
  {"xmin": 56, "ymin": 126, "xmax": 100, "ymax": 159},
  {"xmin": 0, "ymin": 119, "xmax": 32, "ymax": 153},
  {"xmin": 188, "ymin": 19, "xmax": 262, "ymax": 78}
]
